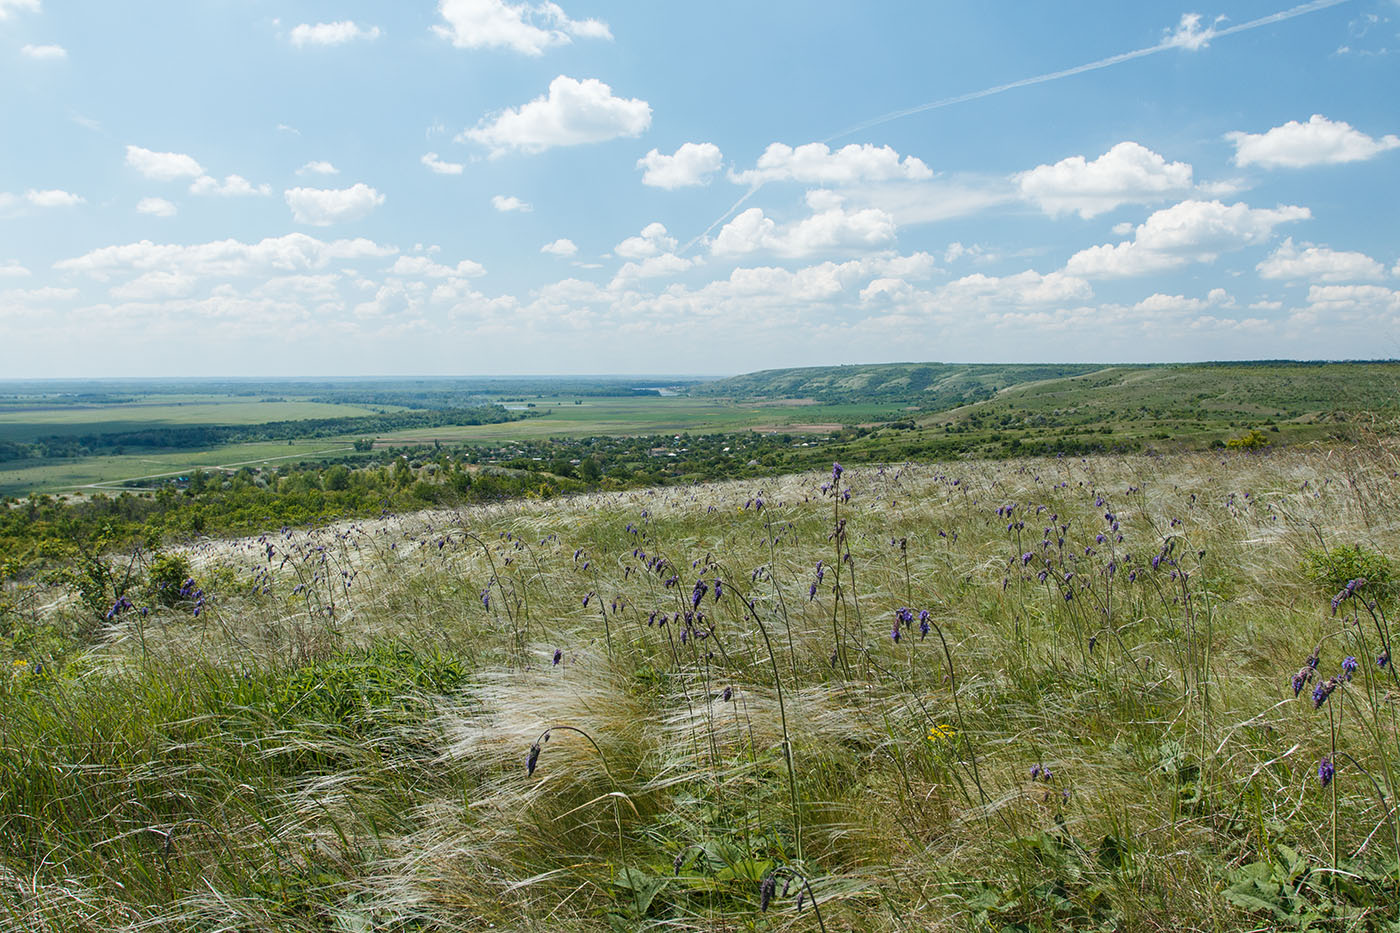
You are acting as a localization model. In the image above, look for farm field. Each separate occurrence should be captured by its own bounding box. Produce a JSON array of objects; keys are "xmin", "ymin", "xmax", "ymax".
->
[
  {"xmin": 370, "ymin": 396, "xmax": 904, "ymax": 445},
  {"xmin": 0, "ymin": 439, "xmax": 355, "ymax": 498},
  {"xmin": 3, "ymin": 445, "xmax": 1399, "ymax": 929},
  {"xmin": 0, "ymin": 397, "xmax": 401, "ymax": 443}
]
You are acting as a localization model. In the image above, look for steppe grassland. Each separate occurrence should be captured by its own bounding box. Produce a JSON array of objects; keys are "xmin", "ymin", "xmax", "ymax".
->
[{"xmin": 4, "ymin": 443, "xmax": 1400, "ymax": 930}]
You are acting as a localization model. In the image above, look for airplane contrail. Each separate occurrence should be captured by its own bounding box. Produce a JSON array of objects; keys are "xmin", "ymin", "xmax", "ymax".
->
[
  {"xmin": 824, "ymin": 0, "xmax": 1352, "ymax": 142},
  {"xmin": 681, "ymin": 0, "xmax": 1352, "ymax": 255}
]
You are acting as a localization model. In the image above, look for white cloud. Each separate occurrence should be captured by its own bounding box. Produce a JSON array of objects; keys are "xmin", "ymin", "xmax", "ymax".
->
[
  {"xmin": 0, "ymin": 0, "xmax": 38, "ymax": 20},
  {"xmin": 637, "ymin": 142, "xmax": 723, "ymax": 189},
  {"xmin": 934, "ymin": 270, "xmax": 1092, "ymax": 308},
  {"xmin": 422, "ymin": 152, "xmax": 465, "ymax": 175},
  {"xmin": 284, "ymin": 183, "xmax": 385, "ymax": 225},
  {"xmin": 126, "ymin": 145, "xmax": 204, "ymax": 181},
  {"xmin": 20, "ymin": 43, "xmax": 65, "ymax": 60},
  {"xmin": 109, "ymin": 271, "xmax": 197, "ymax": 301},
  {"xmin": 290, "ymin": 21, "xmax": 381, "ymax": 47},
  {"xmin": 433, "ymin": 0, "xmax": 611, "ymax": 56},
  {"xmin": 1227, "ymin": 114, "xmax": 1400, "ymax": 168},
  {"xmin": 614, "ymin": 222, "xmax": 675, "ymax": 259},
  {"xmin": 26, "ymin": 189, "xmax": 82, "ymax": 207},
  {"xmin": 491, "ymin": 194, "xmax": 532, "ymax": 212},
  {"xmin": 461, "ymin": 75, "xmax": 651, "ymax": 154},
  {"xmin": 541, "ymin": 238, "xmax": 577, "ymax": 257},
  {"xmin": 389, "ymin": 255, "xmax": 486, "ymax": 278},
  {"xmin": 298, "ymin": 161, "xmax": 339, "ymax": 176},
  {"xmin": 711, "ymin": 205, "xmax": 897, "ymax": 258},
  {"xmin": 1256, "ymin": 238, "xmax": 1388, "ymax": 282},
  {"xmin": 0, "ymin": 261, "xmax": 30, "ymax": 277},
  {"xmin": 190, "ymin": 174, "xmax": 270, "ymax": 197},
  {"xmin": 944, "ymin": 242, "xmax": 987, "ymax": 263},
  {"xmin": 1016, "ymin": 141, "xmax": 1193, "ymax": 218},
  {"xmin": 1065, "ymin": 199, "xmax": 1310, "ymax": 278},
  {"xmin": 1131, "ymin": 288, "xmax": 1234, "ymax": 314},
  {"xmin": 611, "ymin": 252, "xmax": 696, "ymax": 287},
  {"xmin": 729, "ymin": 142, "xmax": 932, "ymax": 186},
  {"xmin": 56, "ymin": 233, "xmax": 396, "ymax": 280},
  {"xmin": 1304, "ymin": 284, "xmax": 1400, "ymax": 316},
  {"xmin": 1163, "ymin": 13, "xmax": 1221, "ymax": 50},
  {"xmin": 136, "ymin": 197, "xmax": 177, "ymax": 217},
  {"xmin": 3, "ymin": 286, "xmax": 77, "ymax": 304}
]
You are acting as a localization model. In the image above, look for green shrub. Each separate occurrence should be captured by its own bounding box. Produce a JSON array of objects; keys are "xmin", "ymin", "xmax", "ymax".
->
[
  {"xmin": 145, "ymin": 552, "xmax": 193, "ymax": 607},
  {"xmin": 1302, "ymin": 544, "xmax": 1395, "ymax": 602}
]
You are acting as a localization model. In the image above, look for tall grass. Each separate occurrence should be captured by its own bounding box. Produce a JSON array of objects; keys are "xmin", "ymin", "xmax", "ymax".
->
[{"xmin": 2, "ymin": 443, "xmax": 1399, "ymax": 930}]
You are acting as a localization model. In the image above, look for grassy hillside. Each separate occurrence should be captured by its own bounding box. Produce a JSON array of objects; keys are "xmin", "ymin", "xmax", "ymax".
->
[
  {"xmin": 4, "ymin": 444, "xmax": 1400, "ymax": 929},
  {"xmin": 690, "ymin": 362, "xmax": 1105, "ymax": 407}
]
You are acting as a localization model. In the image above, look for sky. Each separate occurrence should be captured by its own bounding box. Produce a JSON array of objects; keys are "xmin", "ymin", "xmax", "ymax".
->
[{"xmin": 1, "ymin": 0, "xmax": 1398, "ymax": 378}]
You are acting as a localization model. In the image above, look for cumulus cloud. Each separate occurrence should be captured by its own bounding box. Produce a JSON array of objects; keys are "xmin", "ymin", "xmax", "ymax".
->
[
  {"xmin": 614, "ymin": 222, "xmax": 675, "ymax": 259},
  {"xmin": 55, "ymin": 233, "xmax": 396, "ymax": 281},
  {"xmin": 1227, "ymin": 114, "xmax": 1400, "ymax": 168},
  {"xmin": 541, "ymin": 238, "xmax": 577, "ymax": 257},
  {"xmin": 0, "ymin": 0, "xmax": 38, "ymax": 20},
  {"xmin": 290, "ymin": 21, "xmax": 381, "ymax": 46},
  {"xmin": 1065, "ymin": 199, "xmax": 1310, "ymax": 278},
  {"xmin": 136, "ymin": 197, "xmax": 177, "ymax": 217},
  {"xmin": 711, "ymin": 204, "xmax": 897, "ymax": 259},
  {"xmin": 1304, "ymin": 284, "xmax": 1400, "ymax": 316},
  {"xmin": 20, "ymin": 43, "xmax": 65, "ymax": 60},
  {"xmin": 109, "ymin": 271, "xmax": 198, "ymax": 302},
  {"xmin": 637, "ymin": 142, "xmax": 723, "ymax": 189},
  {"xmin": 433, "ymin": 0, "xmax": 611, "ymax": 55},
  {"xmin": 422, "ymin": 152, "xmax": 465, "ymax": 175},
  {"xmin": 1016, "ymin": 141, "xmax": 1193, "ymax": 218},
  {"xmin": 298, "ymin": 161, "xmax": 339, "ymax": 176},
  {"xmin": 1163, "ymin": 13, "xmax": 1221, "ymax": 50},
  {"xmin": 190, "ymin": 174, "xmax": 270, "ymax": 197},
  {"xmin": 126, "ymin": 145, "xmax": 204, "ymax": 181},
  {"xmin": 26, "ymin": 189, "xmax": 82, "ymax": 207},
  {"xmin": 730, "ymin": 142, "xmax": 932, "ymax": 187},
  {"xmin": 1256, "ymin": 238, "xmax": 1388, "ymax": 283},
  {"xmin": 491, "ymin": 194, "xmax": 532, "ymax": 212},
  {"xmin": 933, "ymin": 270, "xmax": 1092, "ymax": 308},
  {"xmin": 284, "ymin": 183, "xmax": 385, "ymax": 225},
  {"xmin": 611, "ymin": 252, "xmax": 696, "ymax": 287},
  {"xmin": 0, "ymin": 261, "xmax": 30, "ymax": 277},
  {"xmin": 389, "ymin": 255, "xmax": 486, "ymax": 278},
  {"xmin": 1131, "ymin": 288, "xmax": 1234, "ymax": 314},
  {"xmin": 460, "ymin": 75, "xmax": 650, "ymax": 154}
]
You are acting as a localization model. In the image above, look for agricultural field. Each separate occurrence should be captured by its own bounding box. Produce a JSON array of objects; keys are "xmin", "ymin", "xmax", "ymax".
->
[
  {"xmin": 368, "ymin": 396, "xmax": 904, "ymax": 446},
  {"xmin": 0, "ymin": 398, "xmax": 401, "ymax": 443},
  {"xmin": 3, "ymin": 445, "xmax": 1399, "ymax": 929},
  {"xmin": 0, "ymin": 439, "xmax": 356, "ymax": 499}
]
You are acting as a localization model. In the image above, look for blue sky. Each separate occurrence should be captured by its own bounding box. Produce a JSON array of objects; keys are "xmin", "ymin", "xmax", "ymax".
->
[{"xmin": 1, "ymin": 0, "xmax": 1398, "ymax": 377}]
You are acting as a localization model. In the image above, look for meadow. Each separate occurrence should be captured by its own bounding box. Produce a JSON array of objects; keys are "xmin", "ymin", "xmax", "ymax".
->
[{"xmin": 3, "ymin": 443, "xmax": 1399, "ymax": 930}]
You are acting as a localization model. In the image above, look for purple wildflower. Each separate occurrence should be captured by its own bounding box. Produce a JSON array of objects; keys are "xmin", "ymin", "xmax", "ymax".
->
[
  {"xmin": 1342, "ymin": 656, "xmax": 1358, "ymax": 680},
  {"xmin": 1318, "ymin": 757, "xmax": 1335, "ymax": 788},
  {"xmin": 552, "ymin": 648, "xmax": 562, "ymax": 666}
]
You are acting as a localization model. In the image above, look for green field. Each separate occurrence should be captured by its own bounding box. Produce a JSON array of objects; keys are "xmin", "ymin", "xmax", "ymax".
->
[
  {"xmin": 369, "ymin": 396, "xmax": 905, "ymax": 444},
  {"xmin": 0, "ymin": 440, "xmax": 355, "ymax": 498},
  {"xmin": 2, "ymin": 363, "xmax": 1398, "ymax": 499},
  {"xmin": 0, "ymin": 397, "xmax": 400, "ymax": 443}
]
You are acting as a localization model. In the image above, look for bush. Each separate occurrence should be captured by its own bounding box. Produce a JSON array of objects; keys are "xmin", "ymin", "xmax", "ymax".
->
[
  {"xmin": 146, "ymin": 552, "xmax": 193, "ymax": 607},
  {"xmin": 1302, "ymin": 544, "xmax": 1395, "ymax": 602}
]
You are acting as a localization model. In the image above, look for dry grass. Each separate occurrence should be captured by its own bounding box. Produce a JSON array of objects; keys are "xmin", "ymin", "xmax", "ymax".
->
[{"xmin": 4, "ymin": 443, "xmax": 1400, "ymax": 930}]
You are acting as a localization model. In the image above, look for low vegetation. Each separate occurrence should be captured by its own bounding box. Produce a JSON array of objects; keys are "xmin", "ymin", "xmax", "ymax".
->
[{"xmin": 3, "ymin": 442, "xmax": 1400, "ymax": 930}]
